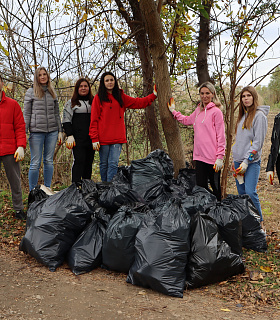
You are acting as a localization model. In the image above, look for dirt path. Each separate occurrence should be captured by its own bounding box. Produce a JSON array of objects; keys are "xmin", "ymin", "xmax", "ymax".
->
[{"xmin": 1, "ymin": 110, "xmax": 280, "ymax": 320}]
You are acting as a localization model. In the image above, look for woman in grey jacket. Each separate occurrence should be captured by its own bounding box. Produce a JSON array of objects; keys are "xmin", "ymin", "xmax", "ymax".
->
[
  {"xmin": 232, "ymin": 86, "xmax": 269, "ymax": 229},
  {"xmin": 24, "ymin": 67, "xmax": 63, "ymax": 191}
]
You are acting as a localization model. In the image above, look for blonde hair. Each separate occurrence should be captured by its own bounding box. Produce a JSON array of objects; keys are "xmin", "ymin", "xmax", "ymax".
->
[
  {"xmin": 199, "ymin": 82, "xmax": 222, "ymax": 110},
  {"xmin": 236, "ymin": 86, "xmax": 259, "ymax": 131},
  {"xmin": 33, "ymin": 67, "xmax": 56, "ymax": 99}
]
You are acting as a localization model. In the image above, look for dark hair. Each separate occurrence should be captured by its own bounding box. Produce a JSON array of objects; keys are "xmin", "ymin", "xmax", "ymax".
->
[
  {"xmin": 71, "ymin": 78, "xmax": 94, "ymax": 108},
  {"xmin": 98, "ymin": 72, "xmax": 123, "ymax": 107},
  {"xmin": 0, "ymin": 74, "xmax": 3, "ymax": 82}
]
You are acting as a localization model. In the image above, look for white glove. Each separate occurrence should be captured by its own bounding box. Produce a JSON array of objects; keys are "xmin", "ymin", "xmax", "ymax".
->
[
  {"xmin": 266, "ymin": 171, "xmax": 274, "ymax": 185},
  {"xmin": 213, "ymin": 158, "xmax": 223, "ymax": 172},
  {"xmin": 235, "ymin": 161, "xmax": 248, "ymax": 175},
  {"xmin": 236, "ymin": 175, "xmax": 244, "ymax": 185},
  {"xmin": 92, "ymin": 142, "xmax": 100, "ymax": 151},
  {"xmin": 66, "ymin": 135, "xmax": 76, "ymax": 149},
  {"xmin": 14, "ymin": 147, "xmax": 24, "ymax": 162},
  {"xmin": 153, "ymin": 84, "xmax": 157, "ymax": 97},
  {"xmin": 58, "ymin": 132, "xmax": 64, "ymax": 145},
  {"xmin": 168, "ymin": 97, "xmax": 176, "ymax": 113}
]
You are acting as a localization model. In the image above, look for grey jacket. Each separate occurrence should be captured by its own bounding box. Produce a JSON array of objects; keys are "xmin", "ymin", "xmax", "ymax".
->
[
  {"xmin": 232, "ymin": 105, "xmax": 270, "ymax": 164},
  {"xmin": 23, "ymin": 87, "xmax": 62, "ymax": 133}
]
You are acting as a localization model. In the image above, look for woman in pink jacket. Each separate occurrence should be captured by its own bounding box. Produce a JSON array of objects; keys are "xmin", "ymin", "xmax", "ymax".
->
[{"xmin": 168, "ymin": 82, "xmax": 225, "ymax": 200}]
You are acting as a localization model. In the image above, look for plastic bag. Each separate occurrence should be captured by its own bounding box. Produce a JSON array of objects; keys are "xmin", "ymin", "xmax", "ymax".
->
[
  {"xmin": 67, "ymin": 216, "xmax": 106, "ymax": 275},
  {"xmin": 27, "ymin": 185, "xmax": 49, "ymax": 207},
  {"xmin": 181, "ymin": 186, "xmax": 217, "ymax": 215},
  {"xmin": 20, "ymin": 184, "xmax": 93, "ymax": 271},
  {"xmin": 186, "ymin": 213, "xmax": 245, "ymax": 288},
  {"xmin": 127, "ymin": 198, "xmax": 191, "ymax": 298},
  {"xmin": 102, "ymin": 206, "xmax": 146, "ymax": 273},
  {"xmin": 222, "ymin": 195, "xmax": 267, "ymax": 252},
  {"xmin": 176, "ymin": 168, "xmax": 196, "ymax": 194},
  {"xmin": 208, "ymin": 203, "xmax": 243, "ymax": 255},
  {"xmin": 80, "ymin": 179, "xmax": 99, "ymax": 211},
  {"xmin": 130, "ymin": 149, "xmax": 174, "ymax": 202}
]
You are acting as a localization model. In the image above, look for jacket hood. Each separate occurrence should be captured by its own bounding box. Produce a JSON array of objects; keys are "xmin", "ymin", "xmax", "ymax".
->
[{"xmin": 257, "ymin": 105, "xmax": 270, "ymax": 116}]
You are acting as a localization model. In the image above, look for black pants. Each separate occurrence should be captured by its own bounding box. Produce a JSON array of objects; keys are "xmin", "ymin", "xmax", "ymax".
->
[
  {"xmin": 195, "ymin": 160, "xmax": 221, "ymax": 201},
  {"xmin": 276, "ymin": 156, "xmax": 280, "ymax": 183},
  {"xmin": 72, "ymin": 144, "xmax": 95, "ymax": 183}
]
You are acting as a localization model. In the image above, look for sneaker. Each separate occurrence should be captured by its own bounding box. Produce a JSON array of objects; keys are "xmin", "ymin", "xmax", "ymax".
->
[{"xmin": 15, "ymin": 210, "xmax": 27, "ymax": 220}]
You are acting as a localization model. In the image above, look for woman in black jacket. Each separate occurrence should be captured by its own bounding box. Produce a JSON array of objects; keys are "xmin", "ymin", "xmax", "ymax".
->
[
  {"xmin": 62, "ymin": 78, "xmax": 95, "ymax": 183},
  {"xmin": 266, "ymin": 113, "xmax": 280, "ymax": 184}
]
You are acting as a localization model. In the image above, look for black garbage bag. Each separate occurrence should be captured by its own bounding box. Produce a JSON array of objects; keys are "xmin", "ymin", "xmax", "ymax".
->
[
  {"xmin": 186, "ymin": 213, "xmax": 245, "ymax": 289},
  {"xmin": 27, "ymin": 185, "xmax": 49, "ymax": 207},
  {"xmin": 222, "ymin": 195, "xmax": 267, "ymax": 252},
  {"xmin": 208, "ymin": 203, "xmax": 243, "ymax": 255},
  {"xmin": 80, "ymin": 179, "xmax": 99, "ymax": 211},
  {"xmin": 19, "ymin": 184, "xmax": 93, "ymax": 271},
  {"xmin": 176, "ymin": 168, "xmax": 197, "ymax": 194},
  {"xmin": 148, "ymin": 190, "xmax": 172, "ymax": 211},
  {"xmin": 127, "ymin": 198, "xmax": 191, "ymax": 298},
  {"xmin": 181, "ymin": 186, "xmax": 217, "ymax": 215},
  {"xmin": 130, "ymin": 149, "xmax": 174, "ymax": 202},
  {"xmin": 98, "ymin": 183, "xmax": 145, "ymax": 212},
  {"xmin": 102, "ymin": 206, "xmax": 146, "ymax": 273},
  {"xmin": 112, "ymin": 165, "xmax": 131, "ymax": 184},
  {"xmin": 67, "ymin": 216, "xmax": 106, "ymax": 275}
]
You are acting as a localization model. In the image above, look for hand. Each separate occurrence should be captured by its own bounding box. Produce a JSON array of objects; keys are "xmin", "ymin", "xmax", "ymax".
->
[
  {"xmin": 168, "ymin": 97, "xmax": 176, "ymax": 113},
  {"xmin": 266, "ymin": 171, "xmax": 274, "ymax": 185},
  {"xmin": 66, "ymin": 135, "xmax": 76, "ymax": 149},
  {"xmin": 58, "ymin": 132, "xmax": 64, "ymax": 145},
  {"xmin": 235, "ymin": 162, "xmax": 248, "ymax": 175},
  {"xmin": 92, "ymin": 141, "xmax": 100, "ymax": 151},
  {"xmin": 14, "ymin": 147, "xmax": 24, "ymax": 162},
  {"xmin": 213, "ymin": 158, "xmax": 223, "ymax": 172},
  {"xmin": 236, "ymin": 174, "xmax": 244, "ymax": 185},
  {"xmin": 153, "ymin": 84, "xmax": 157, "ymax": 97}
]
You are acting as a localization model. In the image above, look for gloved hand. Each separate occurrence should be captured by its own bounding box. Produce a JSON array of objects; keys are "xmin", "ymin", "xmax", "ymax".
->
[
  {"xmin": 266, "ymin": 171, "xmax": 274, "ymax": 185},
  {"xmin": 213, "ymin": 158, "xmax": 223, "ymax": 172},
  {"xmin": 248, "ymin": 150, "xmax": 257, "ymax": 161},
  {"xmin": 66, "ymin": 135, "xmax": 76, "ymax": 149},
  {"xmin": 58, "ymin": 132, "xmax": 64, "ymax": 145},
  {"xmin": 153, "ymin": 84, "xmax": 157, "ymax": 97},
  {"xmin": 167, "ymin": 97, "xmax": 176, "ymax": 113},
  {"xmin": 92, "ymin": 142, "xmax": 100, "ymax": 151},
  {"xmin": 14, "ymin": 147, "xmax": 24, "ymax": 162},
  {"xmin": 235, "ymin": 161, "xmax": 248, "ymax": 175},
  {"xmin": 236, "ymin": 174, "xmax": 244, "ymax": 185}
]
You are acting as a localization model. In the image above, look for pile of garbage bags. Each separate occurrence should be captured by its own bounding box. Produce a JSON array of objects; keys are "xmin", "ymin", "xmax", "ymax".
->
[{"xmin": 20, "ymin": 149, "xmax": 267, "ymax": 298}]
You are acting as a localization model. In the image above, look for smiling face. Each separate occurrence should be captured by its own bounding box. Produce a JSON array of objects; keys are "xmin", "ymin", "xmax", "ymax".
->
[
  {"xmin": 104, "ymin": 75, "xmax": 115, "ymax": 93},
  {"xmin": 38, "ymin": 69, "xmax": 49, "ymax": 85},
  {"xmin": 78, "ymin": 81, "xmax": 90, "ymax": 96},
  {"xmin": 199, "ymin": 87, "xmax": 214, "ymax": 107},
  {"xmin": 241, "ymin": 90, "xmax": 254, "ymax": 108}
]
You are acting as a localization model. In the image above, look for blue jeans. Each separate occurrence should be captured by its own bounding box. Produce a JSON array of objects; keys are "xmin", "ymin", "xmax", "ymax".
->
[
  {"xmin": 234, "ymin": 160, "xmax": 263, "ymax": 221},
  {"xmin": 28, "ymin": 131, "xmax": 58, "ymax": 191},
  {"xmin": 99, "ymin": 144, "xmax": 122, "ymax": 182}
]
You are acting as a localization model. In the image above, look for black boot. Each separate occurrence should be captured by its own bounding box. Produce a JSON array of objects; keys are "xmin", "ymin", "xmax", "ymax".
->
[{"xmin": 15, "ymin": 210, "xmax": 27, "ymax": 220}]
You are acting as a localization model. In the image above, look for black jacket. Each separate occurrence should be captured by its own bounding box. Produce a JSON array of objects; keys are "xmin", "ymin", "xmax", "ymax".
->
[{"xmin": 266, "ymin": 113, "xmax": 280, "ymax": 172}]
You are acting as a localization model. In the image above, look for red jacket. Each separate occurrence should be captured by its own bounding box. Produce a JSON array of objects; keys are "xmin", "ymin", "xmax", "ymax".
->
[
  {"xmin": 0, "ymin": 91, "xmax": 26, "ymax": 156},
  {"xmin": 89, "ymin": 90, "xmax": 156, "ymax": 145}
]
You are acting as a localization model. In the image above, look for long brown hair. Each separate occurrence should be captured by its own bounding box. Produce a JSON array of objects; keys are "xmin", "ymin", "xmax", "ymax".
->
[
  {"xmin": 71, "ymin": 78, "xmax": 94, "ymax": 108},
  {"xmin": 199, "ymin": 82, "xmax": 222, "ymax": 110},
  {"xmin": 33, "ymin": 66, "xmax": 56, "ymax": 99},
  {"xmin": 98, "ymin": 71, "xmax": 123, "ymax": 107},
  {"xmin": 236, "ymin": 86, "xmax": 259, "ymax": 131}
]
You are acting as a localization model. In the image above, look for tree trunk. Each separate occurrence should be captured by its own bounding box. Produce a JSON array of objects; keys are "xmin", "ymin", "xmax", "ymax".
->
[
  {"xmin": 138, "ymin": 0, "xmax": 185, "ymax": 176},
  {"xmin": 196, "ymin": 0, "xmax": 213, "ymax": 85}
]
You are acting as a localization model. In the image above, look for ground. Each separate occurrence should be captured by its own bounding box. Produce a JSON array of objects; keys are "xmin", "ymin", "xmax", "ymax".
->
[{"xmin": 1, "ymin": 109, "xmax": 280, "ymax": 320}]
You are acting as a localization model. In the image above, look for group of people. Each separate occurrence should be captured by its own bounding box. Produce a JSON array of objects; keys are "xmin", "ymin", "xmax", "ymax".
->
[{"xmin": 0, "ymin": 69, "xmax": 278, "ymax": 230}]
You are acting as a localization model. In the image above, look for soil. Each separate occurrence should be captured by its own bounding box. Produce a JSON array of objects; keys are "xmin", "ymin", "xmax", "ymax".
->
[{"xmin": 1, "ymin": 109, "xmax": 280, "ymax": 320}]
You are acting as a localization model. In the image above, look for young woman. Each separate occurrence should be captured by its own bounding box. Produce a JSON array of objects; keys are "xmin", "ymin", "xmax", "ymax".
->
[
  {"xmin": 62, "ymin": 78, "xmax": 95, "ymax": 183},
  {"xmin": 89, "ymin": 71, "xmax": 157, "ymax": 182},
  {"xmin": 232, "ymin": 86, "xmax": 269, "ymax": 228},
  {"xmin": 24, "ymin": 67, "xmax": 63, "ymax": 191},
  {"xmin": 168, "ymin": 81, "xmax": 225, "ymax": 201}
]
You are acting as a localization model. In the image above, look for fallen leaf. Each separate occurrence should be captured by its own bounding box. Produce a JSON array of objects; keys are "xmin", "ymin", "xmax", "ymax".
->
[
  {"xmin": 220, "ymin": 308, "xmax": 231, "ymax": 312},
  {"xmin": 260, "ymin": 266, "xmax": 272, "ymax": 272}
]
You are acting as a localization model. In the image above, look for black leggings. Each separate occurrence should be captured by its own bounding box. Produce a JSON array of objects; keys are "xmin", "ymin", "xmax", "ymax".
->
[
  {"xmin": 72, "ymin": 144, "xmax": 95, "ymax": 183},
  {"xmin": 195, "ymin": 160, "xmax": 221, "ymax": 201},
  {"xmin": 276, "ymin": 156, "xmax": 280, "ymax": 183}
]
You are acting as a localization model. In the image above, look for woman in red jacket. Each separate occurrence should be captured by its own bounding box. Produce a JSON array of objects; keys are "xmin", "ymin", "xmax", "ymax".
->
[{"xmin": 89, "ymin": 72, "xmax": 157, "ymax": 182}]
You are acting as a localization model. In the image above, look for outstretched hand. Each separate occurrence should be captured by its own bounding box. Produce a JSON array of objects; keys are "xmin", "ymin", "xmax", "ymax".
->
[
  {"xmin": 153, "ymin": 84, "xmax": 157, "ymax": 97},
  {"xmin": 167, "ymin": 97, "xmax": 176, "ymax": 113}
]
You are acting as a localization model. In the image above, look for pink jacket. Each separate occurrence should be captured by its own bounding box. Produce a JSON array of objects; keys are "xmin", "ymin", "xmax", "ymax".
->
[{"xmin": 172, "ymin": 102, "xmax": 225, "ymax": 165}]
